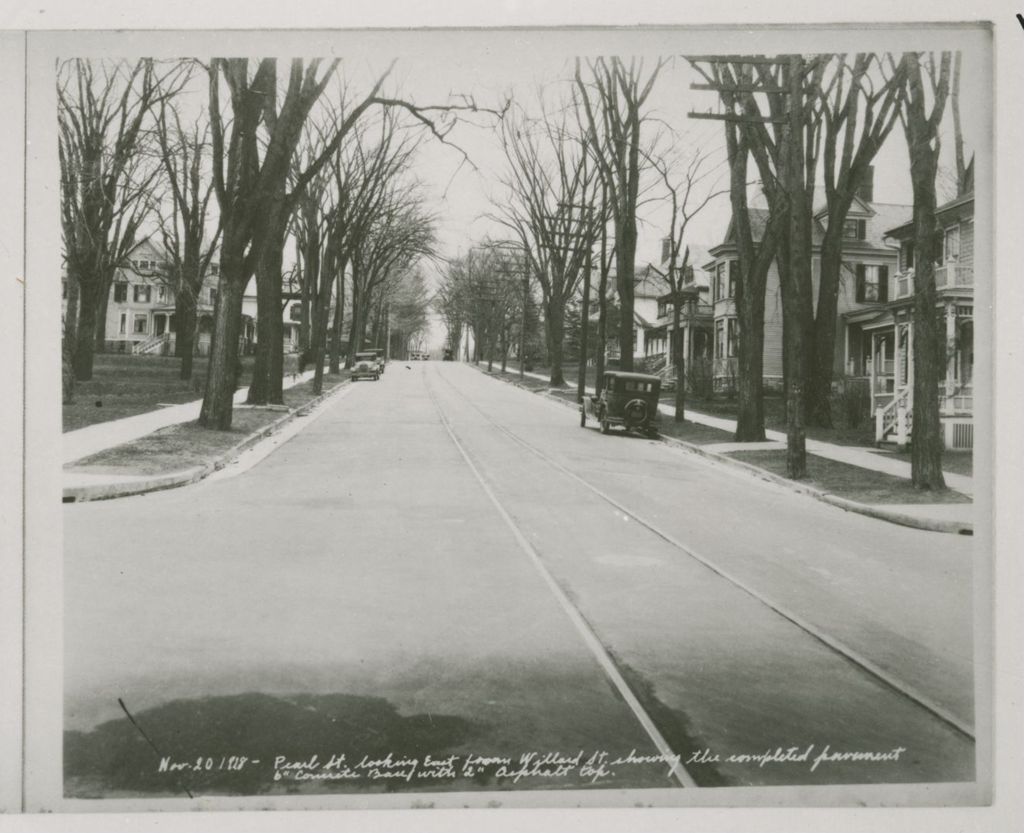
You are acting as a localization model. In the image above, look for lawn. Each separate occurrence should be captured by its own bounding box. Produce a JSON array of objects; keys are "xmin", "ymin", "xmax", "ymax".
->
[
  {"xmin": 726, "ymin": 450, "xmax": 972, "ymax": 506},
  {"xmin": 64, "ymin": 375, "xmax": 347, "ymax": 477},
  {"xmin": 63, "ymin": 353, "xmax": 301, "ymax": 432}
]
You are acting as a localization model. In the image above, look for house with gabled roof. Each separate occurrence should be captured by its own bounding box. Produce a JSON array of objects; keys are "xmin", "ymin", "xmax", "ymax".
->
[{"xmin": 702, "ymin": 169, "xmax": 911, "ymax": 398}]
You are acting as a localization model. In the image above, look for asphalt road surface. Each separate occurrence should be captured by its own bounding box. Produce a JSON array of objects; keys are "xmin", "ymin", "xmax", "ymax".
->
[{"xmin": 63, "ymin": 361, "xmax": 976, "ymax": 798}]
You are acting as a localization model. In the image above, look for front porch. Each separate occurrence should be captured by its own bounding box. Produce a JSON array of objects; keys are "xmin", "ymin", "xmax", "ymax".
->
[{"xmin": 858, "ymin": 300, "xmax": 974, "ymax": 450}]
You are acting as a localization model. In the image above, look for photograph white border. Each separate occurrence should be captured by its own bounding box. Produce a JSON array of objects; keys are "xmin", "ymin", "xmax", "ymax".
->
[{"xmin": 2, "ymin": 2, "xmax": 1022, "ymax": 831}]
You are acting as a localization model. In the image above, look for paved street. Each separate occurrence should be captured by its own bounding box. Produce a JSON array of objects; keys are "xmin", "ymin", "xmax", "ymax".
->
[{"xmin": 63, "ymin": 361, "xmax": 976, "ymax": 796}]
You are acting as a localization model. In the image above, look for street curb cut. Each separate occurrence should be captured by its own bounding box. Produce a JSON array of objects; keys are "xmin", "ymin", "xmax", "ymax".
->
[
  {"xmin": 63, "ymin": 379, "xmax": 352, "ymax": 503},
  {"xmin": 471, "ymin": 365, "xmax": 973, "ymax": 537}
]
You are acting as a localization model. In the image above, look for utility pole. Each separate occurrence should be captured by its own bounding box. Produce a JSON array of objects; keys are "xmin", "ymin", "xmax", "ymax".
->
[{"xmin": 687, "ymin": 54, "xmax": 813, "ymax": 472}]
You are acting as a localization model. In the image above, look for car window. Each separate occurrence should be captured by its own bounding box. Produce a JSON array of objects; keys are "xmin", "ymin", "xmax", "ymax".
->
[{"xmin": 623, "ymin": 380, "xmax": 650, "ymax": 392}]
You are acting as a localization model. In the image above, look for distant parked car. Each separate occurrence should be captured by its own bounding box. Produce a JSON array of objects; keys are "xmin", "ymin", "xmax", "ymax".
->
[
  {"xmin": 372, "ymin": 348, "xmax": 386, "ymax": 374},
  {"xmin": 581, "ymin": 371, "xmax": 661, "ymax": 437},
  {"xmin": 352, "ymin": 351, "xmax": 380, "ymax": 381},
  {"xmin": 443, "ymin": 348, "xmax": 454, "ymax": 361}
]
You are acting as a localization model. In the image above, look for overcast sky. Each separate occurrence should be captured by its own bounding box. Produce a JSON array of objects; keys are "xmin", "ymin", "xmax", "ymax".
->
[{"xmin": 59, "ymin": 27, "xmax": 989, "ymax": 349}]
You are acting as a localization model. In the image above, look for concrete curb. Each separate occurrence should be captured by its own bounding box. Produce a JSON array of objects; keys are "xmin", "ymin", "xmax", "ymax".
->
[
  {"xmin": 63, "ymin": 379, "xmax": 352, "ymax": 503},
  {"xmin": 473, "ymin": 365, "xmax": 973, "ymax": 537}
]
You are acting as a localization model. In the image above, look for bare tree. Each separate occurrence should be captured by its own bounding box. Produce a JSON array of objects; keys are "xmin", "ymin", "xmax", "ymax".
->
[
  {"xmin": 896, "ymin": 51, "xmax": 953, "ymax": 490},
  {"xmin": 154, "ymin": 93, "xmax": 221, "ymax": 380},
  {"xmin": 648, "ymin": 144, "xmax": 728, "ymax": 421},
  {"xmin": 347, "ymin": 186, "xmax": 436, "ymax": 360},
  {"xmin": 575, "ymin": 56, "xmax": 667, "ymax": 372},
  {"xmin": 807, "ymin": 54, "xmax": 906, "ymax": 426},
  {"xmin": 688, "ymin": 57, "xmax": 790, "ymax": 442},
  {"xmin": 493, "ymin": 99, "xmax": 604, "ymax": 387},
  {"xmin": 58, "ymin": 58, "xmax": 183, "ymax": 382}
]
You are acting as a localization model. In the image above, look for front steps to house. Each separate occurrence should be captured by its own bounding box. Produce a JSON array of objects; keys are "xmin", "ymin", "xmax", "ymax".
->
[{"xmin": 874, "ymin": 390, "xmax": 973, "ymax": 451}]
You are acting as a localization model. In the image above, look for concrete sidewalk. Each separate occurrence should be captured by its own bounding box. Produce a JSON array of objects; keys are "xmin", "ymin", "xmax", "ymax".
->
[
  {"xmin": 503, "ymin": 366, "xmax": 975, "ymax": 535},
  {"xmin": 63, "ymin": 368, "xmax": 319, "ymax": 465}
]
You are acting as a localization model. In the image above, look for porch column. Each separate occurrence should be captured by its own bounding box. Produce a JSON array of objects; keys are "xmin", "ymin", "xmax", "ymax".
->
[
  {"xmin": 907, "ymin": 320, "xmax": 914, "ymax": 392},
  {"xmin": 868, "ymin": 331, "xmax": 876, "ymax": 397},
  {"xmin": 945, "ymin": 301, "xmax": 956, "ymax": 400},
  {"xmin": 871, "ymin": 331, "xmax": 881, "ymax": 440},
  {"xmin": 893, "ymin": 325, "xmax": 901, "ymax": 392}
]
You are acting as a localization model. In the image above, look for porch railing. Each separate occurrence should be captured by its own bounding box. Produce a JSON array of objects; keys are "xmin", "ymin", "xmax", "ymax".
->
[
  {"xmin": 875, "ymin": 386, "xmax": 912, "ymax": 445},
  {"xmin": 132, "ymin": 332, "xmax": 169, "ymax": 355},
  {"xmin": 892, "ymin": 263, "xmax": 973, "ymax": 299}
]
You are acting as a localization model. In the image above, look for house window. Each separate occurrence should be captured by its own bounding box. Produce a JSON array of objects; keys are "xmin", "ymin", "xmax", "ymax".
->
[
  {"xmin": 715, "ymin": 320, "xmax": 725, "ymax": 358},
  {"xmin": 901, "ymin": 241, "xmax": 915, "ymax": 271},
  {"xmin": 843, "ymin": 218, "xmax": 867, "ymax": 240},
  {"xmin": 944, "ymin": 225, "xmax": 961, "ymax": 262},
  {"xmin": 726, "ymin": 318, "xmax": 739, "ymax": 357},
  {"xmin": 727, "ymin": 260, "xmax": 737, "ymax": 299},
  {"xmin": 157, "ymin": 285, "xmax": 167, "ymax": 303},
  {"xmin": 855, "ymin": 264, "xmax": 889, "ymax": 303},
  {"xmin": 133, "ymin": 314, "xmax": 148, "ymax": 334},
  {"xmin": 114, "ymin": 283, "xmax": 128, "ymax": 302},
  {"xmin": 209, "ymin": 288, "xmax": 218, "ymax": 305},
  {"xmin": 683, "ymin": 265, "xmax": 694, "ymax": 285},
  {"xmin": 209, "ymin": 263, "xmax": 219, "ymax": 276},
  {"xmin": 289, "ymin": 303, "xmax": 303, "ymax": 322},
  {"xmin": 715, "ymin": 262, "xmax": 726, "ymax": 301},
  {"xmin": 119, "ymin": 312, "xmax": 127, "ymax": 335},
  {"xmin": 133, "ymin": 285, "xmax": 151, "ymax": 303},
  {"xmin": 661, "ymin": 237, "xmax": 672, "ymax": 264},
  {"xmin": 657, "ymin": 299, "xmax": 668, "ymax": 318}
]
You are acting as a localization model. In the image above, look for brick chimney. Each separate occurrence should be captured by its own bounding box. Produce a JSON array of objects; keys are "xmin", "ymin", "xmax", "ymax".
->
[{"xmin": 856, "ymin": 165, "xmax": 874, "ymax": 203}]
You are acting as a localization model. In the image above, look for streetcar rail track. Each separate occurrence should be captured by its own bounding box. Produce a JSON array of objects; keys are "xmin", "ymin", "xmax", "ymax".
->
[
  {"xmin": 430, "ymin": 365, "xmax": 976, "ymax": 743},
  {"xmin": 422, "ymin": 369, "xmax": 699, "ymax": 789}
]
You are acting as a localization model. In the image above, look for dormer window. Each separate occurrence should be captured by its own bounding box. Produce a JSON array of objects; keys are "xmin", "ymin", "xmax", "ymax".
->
[{"xmin": 843, "ymin": 218, "xmax": 867, "ymax": 241}]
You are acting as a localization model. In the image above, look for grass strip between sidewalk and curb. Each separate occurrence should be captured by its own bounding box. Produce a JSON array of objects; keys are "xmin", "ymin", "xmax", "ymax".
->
[
  {"xmin": 471, "ymin": 363, "xmax": 973, "ymax": 536},
  {"xmin": 63, "ymin": 375, "xmax": 351, "ymax": 502}
]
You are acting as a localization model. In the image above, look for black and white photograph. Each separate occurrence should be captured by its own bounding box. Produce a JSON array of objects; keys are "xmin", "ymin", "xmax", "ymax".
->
[{"xmin": 2, "ymin": 5, "xmax": 1023, "ymax": 831}]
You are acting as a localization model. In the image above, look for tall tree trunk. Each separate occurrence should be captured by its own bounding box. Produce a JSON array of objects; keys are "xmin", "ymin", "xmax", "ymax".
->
[
  {"xmin": 615, "ymin": 218, "xmax": 637, "ymax": 372},
  {"xmin": 672, "ymin": 301, "xmax": 686, "ymax": 422},
  {"xmin": 62, "ymin": 276, "xmax": 80, "ymax": 404},
  {"xmin": 93, "ymin": 276, "xmax": 112, "ymax": 353},
  {"xmin": 735, "ymin": 280, "xmax": 767, "ymax": 441},
  {"xmin": 247, "ymin": 240, "xmax": 286, "ymax": 405},
  {"xmin": 73, "ymin": 280, "xmax": 100, "ymax": 381},
  {"xmin": 908, "ymin": 139, "xmax": 946, "ymax": 490},
  {"xmin": 329, "ymin": 269, "xmax": 345, "ymax": 374},
  {"xmin": 780, "ymin": 55, "xmax": 814, "ymax": 479},
  {"xmin": 595, "ymin": 264, "xmax": 608, "ymax": 393},
  {"xmin": 198, "ymin": 270, "xmax": 244, "ymax": 430},
  {"xmin": 177, "ymin": 300, "xmax": 197, "ymax": 381},
  {"xmin": 545, "ymin": 297, "xmax": 566, "ymax": 386},
  {"xmin": 346, "ymin": 280, "xmax": 363, "ymax": 368},
  {"xmin": 807, "ymin": 223, "xmax": 847, "ymax": 427}
]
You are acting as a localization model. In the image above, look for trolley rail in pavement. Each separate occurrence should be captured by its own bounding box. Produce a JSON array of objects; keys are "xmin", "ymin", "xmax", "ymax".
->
[
  {"xmin": 428, "ymin": 364, "xmax": 975, "ymax": 745},
  {"xmin": 422, "ymin": 369, "xmax": 698, "ymax": 789}
]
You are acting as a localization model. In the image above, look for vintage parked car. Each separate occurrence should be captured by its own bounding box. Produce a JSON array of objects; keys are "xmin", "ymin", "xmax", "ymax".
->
[
  {"xmin": 581, "ymin": 371, "xmax": 661, "ymax": 436},
  {"xmin": 352, "ymin": 351, "xmax": 380, "ymax": 381}
]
